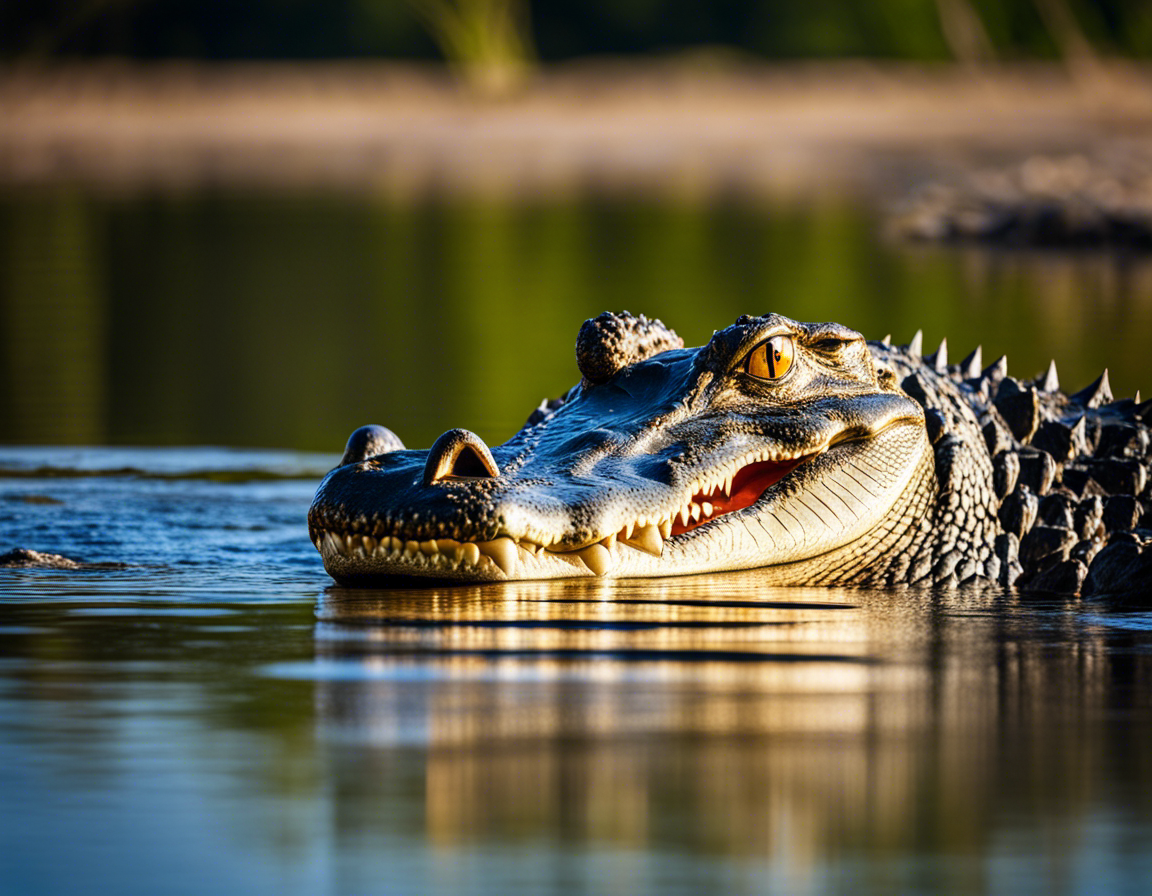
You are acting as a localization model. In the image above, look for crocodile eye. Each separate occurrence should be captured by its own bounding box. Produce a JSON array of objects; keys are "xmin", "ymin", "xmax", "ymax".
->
[{"xmin": 745, "ymin": 335, "xmax": 794, "ymax": 380}]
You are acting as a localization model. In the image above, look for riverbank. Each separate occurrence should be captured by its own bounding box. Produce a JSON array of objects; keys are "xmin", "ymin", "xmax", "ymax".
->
[{"xmin": 1, "ymin": 60, "xmax": 1150, "ymax": 198}]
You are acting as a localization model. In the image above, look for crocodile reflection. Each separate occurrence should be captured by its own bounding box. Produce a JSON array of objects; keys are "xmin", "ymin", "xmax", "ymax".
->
[{"xmin": 309, "ymin": 572, "xmax": 1152, "ymax": 872}]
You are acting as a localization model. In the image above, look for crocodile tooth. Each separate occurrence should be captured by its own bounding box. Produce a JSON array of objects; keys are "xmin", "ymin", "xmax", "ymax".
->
[
  {"xmin": 520, "ymin": 541, "xmax": 539, "ymax": 555},
  {"xmin": 344, "ymin": 535, "xmax": 358, "ymax": 556},
  {"xmin": 362, "ymin": 535, "xmax": 377, "ymax": 554},
  {"xmin": 658, "ymin": 518, "xmax": 672, "ymax": 539},
  {"xmin": 323, "ymin": 532, "xmax": 340, "ymax": 556},
  {"xmin": 577, "ymin": 543, "xmax": 612, "ymax": 576},
  {"xmin": 623, "ymin": 523, "xmax": 663, "ymax": 556},
  {"xmin": 702, "ymin": 501, "xmax": 713, "ymax": 518},
  {"xmin": 679, "ymin": 505, "xmax": 691, "ymax": 526},
  {"xmin": 420, "ymin": 540, "xmax": 439, "ymax": 556},
  {"xmin": 690, "ymin": 502, "xmax": 701, "ymax": 522},
  {"xmin": 600, "ymin": 533, "xmax": 616, "ymax": 549},
  {"xmin": 622, "ymin": 520, "xmax": 635, "ymax": 540},
  {"xmin": 389, "ymin": 536, "xmax": 403, "ymax": 554},
  {"xmin": 437, "ymin": 538, "xmax": 459, "ymax": 556},
  {"xmin": 723, "ymin": 471, "xmax": 734, "ymax": 497},
  {"xmin": 460, "ymin": 542, "xmax": 481, "ymax": 567},
  {"xmin": 960, "ymin": 345, "xmax": 983, "ymax": 379},
  {"xmin": 404, "ymin": 540, "xmax": 420, "ymax": 557},
  {"xmin": 478, "ymin": 538, "xmax": 518, "ymax": 576},
  {"xmin": 907, "ymin": 329, "xmax": 923, "ymax": 359}
]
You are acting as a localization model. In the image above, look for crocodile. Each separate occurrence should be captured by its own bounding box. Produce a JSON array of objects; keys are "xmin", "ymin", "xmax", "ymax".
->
[{"xmin": 308, "ymin": 311, "xmax": 1152, "ymax": 595}]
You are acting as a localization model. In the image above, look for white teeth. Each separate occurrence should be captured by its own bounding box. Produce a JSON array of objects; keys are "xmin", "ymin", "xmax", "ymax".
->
[
  {"xmin": 724, "ymin": 471, "xmax": 734, "ymax": 497},
  {"xmin": 600, "ymin": 533, "xmax": 616, "ymax": 549},
  {"xmin": 690, "ymin": 502, "xmax": 701, "ymax": 522},
  {"xmin": 577, "ymin": 543, "xmax": 612, "ymax": 576},
  {"xmin": 460, "ymin": 542, "xmax": 481, "ymax": 567},
  {"xmin": 658, "ymin": 518, "xmax": 672, "ymax": 539},
  {"xmin": 623, "ymin": 520, "xmax": 635, "ymax": 540},
  {"xmin": 679, "ymin": 505, "xmax": 691, "ymax": 527},
  {"xmin": 478, "ymin": 537, "xmax": 518, "ymax": 577},
  {"xmin": 701, "ymin": 502, "xmax": 713, "ymax": 518},
  {"xmin": 623, "ymin": 523, "xmax": 663, "ymax": 556},
  {"xmin": 419, "ymin": 540, "xmax": 439, "ymax": 556}
]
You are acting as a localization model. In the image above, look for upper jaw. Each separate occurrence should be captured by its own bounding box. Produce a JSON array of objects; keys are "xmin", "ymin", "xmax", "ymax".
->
[{"xmin": 309, "ymin": 391, "xmax": 925, "ymax": 582}]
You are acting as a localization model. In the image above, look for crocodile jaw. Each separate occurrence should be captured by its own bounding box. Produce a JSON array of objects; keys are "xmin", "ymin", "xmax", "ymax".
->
[{"xmin": 314, "ymin": 422, "xmax": 931, "ymax": 584}]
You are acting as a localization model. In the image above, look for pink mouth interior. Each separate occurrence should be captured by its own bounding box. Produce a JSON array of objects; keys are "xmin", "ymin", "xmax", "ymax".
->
[{"xmin": 669, "ymin": 456, "xmax": 809, "ymax": 537}]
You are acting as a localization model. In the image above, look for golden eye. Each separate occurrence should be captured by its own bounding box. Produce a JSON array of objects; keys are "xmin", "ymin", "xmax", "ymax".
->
[{"xmin": 745, "ymin": 335, "xmax": 794, "ymax": 380}]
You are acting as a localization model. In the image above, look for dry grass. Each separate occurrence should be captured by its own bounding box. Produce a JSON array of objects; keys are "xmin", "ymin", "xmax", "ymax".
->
[{"xmin": 1, "ymin": 59, "xmax": 1150, "ymax": 199}]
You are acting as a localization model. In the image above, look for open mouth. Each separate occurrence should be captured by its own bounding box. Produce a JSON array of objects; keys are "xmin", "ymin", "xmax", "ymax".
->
[
  {"xmin": 313, "ymin": 447, "xmax": 822, "ymax": 578},
  {"xmin": 668, "ymin": 455, "xmax": 809, "ymax": 537}
]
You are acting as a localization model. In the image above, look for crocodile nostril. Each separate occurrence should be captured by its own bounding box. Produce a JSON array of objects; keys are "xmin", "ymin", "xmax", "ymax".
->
[{"xmin": 424, "ymin": 429, "xmax": 500, "ymax": 485}]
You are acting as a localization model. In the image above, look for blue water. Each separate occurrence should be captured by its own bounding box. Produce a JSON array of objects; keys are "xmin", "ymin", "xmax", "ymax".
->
[{"xmin": 1, "ymin": 447, "xmax": 1151, "ymax": 895}]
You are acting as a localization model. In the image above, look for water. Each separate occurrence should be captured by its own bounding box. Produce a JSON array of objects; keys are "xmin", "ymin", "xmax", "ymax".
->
[
  {"xmin": 2, "ymin": 448, "xmax": 1151, "ymax": 895},
  {"xmin": 1, "ymin": 191, "xmax": 1151, "ymax": 893},
  {"xmin": 1, "ymin": 189, "xmax": 1149, "ymax": 451}
]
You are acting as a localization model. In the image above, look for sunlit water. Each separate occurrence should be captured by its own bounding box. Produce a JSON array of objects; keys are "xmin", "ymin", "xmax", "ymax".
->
[{"xmin": 2, "ymin": 448, "xmax": 1151, "ymax": 895}]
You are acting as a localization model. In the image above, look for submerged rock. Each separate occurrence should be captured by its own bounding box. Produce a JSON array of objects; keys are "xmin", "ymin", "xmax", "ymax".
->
[{"xmin": 0, "ymin": 548, "xmax": 126, "ymax": 570}]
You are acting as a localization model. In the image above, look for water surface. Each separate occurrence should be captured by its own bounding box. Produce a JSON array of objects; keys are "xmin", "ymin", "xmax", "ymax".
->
[
  {"xmin": 2, "ymin": 448, "xmax": 1151, "ymax": 895},
  {"xmin": 1, "ymin": 190, "xmax": 1148, "ymax": 451}
]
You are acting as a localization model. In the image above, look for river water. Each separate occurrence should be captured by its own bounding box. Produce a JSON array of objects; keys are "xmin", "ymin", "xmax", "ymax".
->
[
  {"xmin": 1, "ymin": 190, "xmax": 1151, "ymax": 894},
  {"xmin": 1, "ymin": 447, "xmax": 1151, "ymax": 895}
]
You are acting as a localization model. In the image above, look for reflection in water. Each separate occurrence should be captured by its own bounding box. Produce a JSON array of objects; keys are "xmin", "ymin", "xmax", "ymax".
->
[
  {"xmin": 308, "ymin": 572, "xmax": 1152, "ymax": 893},
  {"xmin": 1, "ymin": 189, "xmax": 1149, "ymax": 450}
]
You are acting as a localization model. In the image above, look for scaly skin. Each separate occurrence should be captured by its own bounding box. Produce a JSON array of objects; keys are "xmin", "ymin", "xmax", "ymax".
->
[{"xmin": 308, "ymin": 312, "xmax": 1152, "ymax": 595}]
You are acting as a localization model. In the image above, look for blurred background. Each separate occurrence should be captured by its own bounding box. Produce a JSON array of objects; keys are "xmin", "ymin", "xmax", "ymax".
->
[{"xmin": 1, "ymin": 0, "xmax": 1150, "ymax": 451}]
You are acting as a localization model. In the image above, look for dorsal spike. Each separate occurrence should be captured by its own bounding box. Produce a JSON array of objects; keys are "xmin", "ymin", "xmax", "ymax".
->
[
  {"xmin": 1135, "ymin": 397, "xmax": 1152, "ymax": 423},
  {"xmin": 1070, "ymin": 369, "xmax": 1112, "ymax": 408},
  {"xmin": 1037, "ymin": 359, "xmax": 1059, "ymax": 393},
  {"xmin": 960, "ymin": 345, "xmax": 983, "ymax": 379},
  {"xmin": 925, "ymin": 337, "xmax": 948, "ymax": 373},
  {"xmin": 881, "ymin": 334, "xmax": 891, "ymax": 346},
  {"xmin": 1135, "ymin": 390, "xmax": 1141, "ymax": 405},
  {"xmin": 906, "ymin": 330, "xmax": 923, "ymax": 359},
  {"xmin": 983, "ymin": 355, "xmax": 1008, "ymax": 383}
]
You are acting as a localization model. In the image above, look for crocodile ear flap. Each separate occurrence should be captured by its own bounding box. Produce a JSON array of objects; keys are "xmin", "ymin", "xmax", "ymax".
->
[{"xmin": 576, "ymin": 311, "xmax": 684, "ymax": 385}]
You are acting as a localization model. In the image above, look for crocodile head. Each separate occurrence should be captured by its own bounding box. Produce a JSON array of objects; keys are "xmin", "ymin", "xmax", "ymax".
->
[{"xmin": 308, "ymin": 312, "xmax": 935, "ymax": 584}]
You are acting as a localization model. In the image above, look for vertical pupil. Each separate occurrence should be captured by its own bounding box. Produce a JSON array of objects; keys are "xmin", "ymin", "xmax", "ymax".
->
[{"xmin": 766, "ymin": 345, "xmax": 777, "ymax": 378}]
